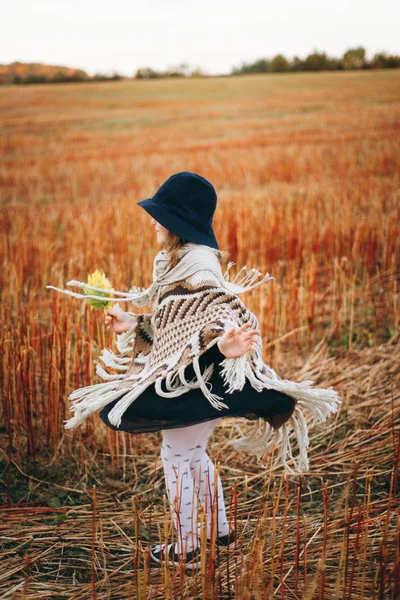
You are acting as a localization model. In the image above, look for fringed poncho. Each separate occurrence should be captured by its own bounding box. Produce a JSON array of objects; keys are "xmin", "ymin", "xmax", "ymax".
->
[{"xmin": 47, "ymin": 243, "xmax": 341, "ymax": 474}]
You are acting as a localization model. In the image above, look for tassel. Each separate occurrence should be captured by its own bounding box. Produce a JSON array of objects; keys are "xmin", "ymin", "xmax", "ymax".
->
[
  {"xmin": 192, "ymin": 356, "xmax": 229, "ymax": 410},
  {"xmin": 46, "ymin": 281, "xmax": 152, "ymax": 308},
  {"xmin": 153, "ymin": 359, "xmax": 217, "ymax": 400},
  {"xmin": 235, "ymin": 267, "xmax": 260, "ymax": 287},
  {"xmin": 134, "ymin": 353, "xmax": 147, "ymax": 365},
  {"xmin": 177, "ymin": 365, "xmax": 198, "ymax": 389},
  {"xmin": 226, "ymin": 354, "xmax": 341, "ymax": 473},
  {"xmin": 70, "ymin": 384, "xmax": 118, "ymax": 406},
  {"xmin": 289, "ymin": 408, "xmax": 310, "ymax": 472},
  {"xmin": 224, "ymin": 261, "xmax": 236, "ymax": 281},
  {"xmin": 273, "ymin": 423, "xmax": 297, "ymax": 473},
  {"xmin": 95, "ymin": 363, "xmax": 126, "ymax": 381},
  {"xmin": 219, "ymin": 354, "xmax": 247, "ymax": 393},
  {"xmin": 64, "ymin": 386, "xmax": 128, "ymax": 429},
  {"xmin": 177, "ymin": 362, "xmax": 214, "ymax": 389},
  {"xmin": 98, "ymin": 348, "xmax": 131, "ymax": 370},
  {"xmin": 154, "ymin": 376, "xmax": 190, "ymax": 398},
  {"xmin": 231, "ymin": 420, "xmax": 303, "ymax": 475},
  {"xmin": 107, "ymin": 381, "xmax": 153, "ymax": 427},
  {"xmin": 46, "ymin": 285, "xmax": 141, "ymax": 304},
  {"xmin": 232, "ymin": 419, "xmax": 281, "ymax": 457},
  {"xmin": 68, "ymin": 380, "xmax": 116, "ymax": 401},
  {"xmin": 297, "ymin": 394, "xmax": 340, "ymax": 426},
  {"xmin": 238, "ymin": 357, "xmax": 342, "ymax": 423},
  {"xmin": 91, "ymin": 320, "xmax": 139, "ymax": 381},
  {"xmin": 66, "ymin": 280, "xmax": 136, "ymax": 296},
  {"xmin": 165, "ymin": 371, "xmax": 180, "ymax": 391},
  {"xmin": 116, "ymin": 321, "xmax": 138, "ymax": 355},
  {"xmin": 230, "ymin": 393, "xmax": 335, "ymax": 474},
  {"xmin": 231, "ymin": 265, "xmax": 248, "ymax": 284},
  {"xmin": 226, "ymin": 264, "xmax": 273, "ymax": 293}
]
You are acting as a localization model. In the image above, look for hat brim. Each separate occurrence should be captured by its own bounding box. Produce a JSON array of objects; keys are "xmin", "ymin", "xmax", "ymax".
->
[{"xmin": 137, "ymin": 198, "xmax": 219, "ymax": 250}]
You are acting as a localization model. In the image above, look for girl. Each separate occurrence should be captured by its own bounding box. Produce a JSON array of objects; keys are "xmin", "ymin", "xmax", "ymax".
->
[{"xmin": 49, "ymin": 171, "xmax": 340, "ymax": 571}]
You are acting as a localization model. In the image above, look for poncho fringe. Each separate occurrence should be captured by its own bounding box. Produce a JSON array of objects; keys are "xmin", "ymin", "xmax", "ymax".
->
[{"xmin": 47, "ymin": 243, "xmax": 341, "ymax": 475}]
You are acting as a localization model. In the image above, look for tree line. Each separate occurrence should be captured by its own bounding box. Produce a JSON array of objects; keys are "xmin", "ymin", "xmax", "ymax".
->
[
  {"xmin": 1, "ymin": 47, "xmax": 399, "ymax": 85},
  {"xmin": 136, "ymin": 48, "xmax": 400, "ymax": 78},
  {"xmin": 230, "ymin": 47, "xmax": 400, "ymax": 75},
  {"xmin": 0, "ymin": 62, "xmax": 124, "ymax": 86}
]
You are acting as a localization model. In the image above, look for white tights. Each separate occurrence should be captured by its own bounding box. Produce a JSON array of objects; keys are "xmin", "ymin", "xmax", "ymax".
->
[{"xmin": 161, "ymin": 418, "xmax": 229, "ymax": 554}]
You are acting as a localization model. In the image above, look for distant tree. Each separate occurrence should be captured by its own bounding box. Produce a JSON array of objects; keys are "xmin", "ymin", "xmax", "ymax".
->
[
  {"xmin": 135, "ymin": 63, "xmax": 205, "ymax": 79},
  {"xmin": 385, "ymin": 54, "xmax": 400, "ymax": 68},
  {"xmin": 291, "ymin": 56, "xmax": 305, "ymax": 72},
  {"xmin": 371, "ymin": 53, "xmax": 386, "ymax": 69},
  {"xmin": 178, "ymin": 62, "xmax": 192, "ymax": 77},
  {"xmin": 190, "ymin": 66, "xmax": 207, "ymax": 77},
  {"xmin": 303, "ymin": 51, "xmax": 339, "ymax": 71},
  {"xmin": 251, "ymin": 59, "xmax": 270, "ymax": 73},
  {"xmin": 109, "ymin": 71, "xmax": 123, "ymax": 81},
  {"xmin": 167, "ymin": 69, "xmax": 185, "ymax": 78},
  {"xmin": 165, "ymin": 63, "xmax": 191, "ymax": 77},
  {"xmin": 231, "ymin": 61, "xmax": 249, "ymax": 75},
  {"xmin": 269, "ymin": 54, "xmax": 290, "ymax": 72},
  {"xmin": 93, "ymin": 71, "xmax": 123, "ymax": 82},
  {"xmin": 231, "ymin": 59, "xmax": 269, "ymax": 74},
  {"xmin": 135, "ymin": 67, "xmax": 162, "ymax": 79},
  {"xmin": 24, "ymin": 74, "xmax": 47, "ymax": 84},
  {"xmin": 371, "ymin": 52, "xmax": 400, "ymax": 69},
  {"xmin": 342, "ymin": 47, "xmax": 366, "ymax": 70},
  {"xmin": 52, "ymin": 70, "xmax": 68, "ymax": 82}
]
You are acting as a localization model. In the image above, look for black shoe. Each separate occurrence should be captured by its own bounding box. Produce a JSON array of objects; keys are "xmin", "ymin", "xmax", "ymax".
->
[
  {"xmin": 150, "ymin": 543, "xmax": 201, "ymax": 571},
  {"xmin": 208, "ymin": 530, "xmax": 236, "ymax": 549}
]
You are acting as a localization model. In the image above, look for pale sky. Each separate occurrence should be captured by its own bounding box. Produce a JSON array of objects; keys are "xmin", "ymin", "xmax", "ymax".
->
[{"xmin": 2, "ymin": 0, "xmax": 399, "ymax": 76}]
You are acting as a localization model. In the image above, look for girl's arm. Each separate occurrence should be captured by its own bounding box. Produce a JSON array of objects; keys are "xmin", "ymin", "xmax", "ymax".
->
[
  {"xmin": 217, "ymin": 322, "xmax": 260, "ymax": 358},
  {"xmin": 104, "ymin": 305, "xmax": 138, "ymax": 334}
]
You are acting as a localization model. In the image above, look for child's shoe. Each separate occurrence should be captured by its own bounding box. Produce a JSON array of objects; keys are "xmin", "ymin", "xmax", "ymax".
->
[
  {"xmin": 150, "ymin": 543, "xmax": 201, "ymax": 571},
  {"xmin": 207, "ymin": 530, "xmax": 236, "ymax": 549}
]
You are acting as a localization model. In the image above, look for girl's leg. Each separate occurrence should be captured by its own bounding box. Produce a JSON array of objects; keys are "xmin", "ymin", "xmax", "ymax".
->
[
  {"xmin": 161, "ymin": 419, "xmax": 224, "ymax": 555},
  {"xmin": 189, "ymin": 419, "xmax": 230, "ymax": 539}
]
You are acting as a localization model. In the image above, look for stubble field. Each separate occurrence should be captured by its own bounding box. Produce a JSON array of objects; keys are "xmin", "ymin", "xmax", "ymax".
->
[{"xmin": 0, "ymin": 70, "xmax": 399, "ymax": 599}]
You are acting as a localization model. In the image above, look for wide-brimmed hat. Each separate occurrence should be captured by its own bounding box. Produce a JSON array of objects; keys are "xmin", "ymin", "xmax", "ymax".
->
[{"xmin": 137, "ymin": 171, "xmax": 219, "ymax": 249}]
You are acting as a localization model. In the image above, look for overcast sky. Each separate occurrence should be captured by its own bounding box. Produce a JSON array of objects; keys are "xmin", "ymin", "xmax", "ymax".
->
[{"xmin": 2, "ymin": 0, "xmax": 399, "ymax": 76}]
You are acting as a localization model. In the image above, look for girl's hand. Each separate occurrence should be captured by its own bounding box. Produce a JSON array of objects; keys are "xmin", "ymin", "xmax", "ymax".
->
[
  {"xmin": 104, "ymin": 303, "xmax": 137, "ymax": 334},
  {"xmin": 217, "ymin": 322, "xmax": 261, "ymax": 358}
]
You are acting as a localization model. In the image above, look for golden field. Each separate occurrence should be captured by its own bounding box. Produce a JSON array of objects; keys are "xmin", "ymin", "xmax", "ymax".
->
[{"xmin": 0, "ymin": 70, "xmax": 399, "ymax": 598}]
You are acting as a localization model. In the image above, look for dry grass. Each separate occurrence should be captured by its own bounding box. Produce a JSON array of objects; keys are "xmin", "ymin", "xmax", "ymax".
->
[{"xmin": 0, "ymin": 70, "xmax": 399, "ymax": 598}]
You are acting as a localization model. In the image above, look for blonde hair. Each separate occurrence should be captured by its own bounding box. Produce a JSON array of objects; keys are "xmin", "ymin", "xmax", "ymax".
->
[{"xmin": 163, "ymin": 232, "xmax": 229, "ymax": 269}]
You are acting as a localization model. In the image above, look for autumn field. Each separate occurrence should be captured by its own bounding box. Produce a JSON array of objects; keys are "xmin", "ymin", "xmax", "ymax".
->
[{"xmin": 0, "ymin": 70, "xmax": 399, "ymax": 599}]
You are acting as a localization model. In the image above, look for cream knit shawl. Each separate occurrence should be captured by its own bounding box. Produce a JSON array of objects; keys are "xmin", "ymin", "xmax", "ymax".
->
[{"xmin": 47, "ymin": 243, "xmax": 341, "ymax": 474}]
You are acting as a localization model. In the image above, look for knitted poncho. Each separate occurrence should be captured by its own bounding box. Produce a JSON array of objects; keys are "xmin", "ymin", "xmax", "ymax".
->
[{"xmin": 47, "ymin": 243, "xmax": 341, "ymax": 474}]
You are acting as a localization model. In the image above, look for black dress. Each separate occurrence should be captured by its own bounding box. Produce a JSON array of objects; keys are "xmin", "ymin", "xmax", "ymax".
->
[{"xmin": 99, "ymin": 343, "xmax": 296, "ymax": 433}]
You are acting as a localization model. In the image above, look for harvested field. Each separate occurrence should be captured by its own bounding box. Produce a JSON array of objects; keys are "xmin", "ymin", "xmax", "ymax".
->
[{"xmin": 1, "ymin": 70, "xmax": 399, "ymax": 598}]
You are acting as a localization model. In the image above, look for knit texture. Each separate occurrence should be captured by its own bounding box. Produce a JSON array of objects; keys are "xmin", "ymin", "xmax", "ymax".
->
[{"xmin": 48, "ymin": 243, "xmax": 341, "ymax": 474}]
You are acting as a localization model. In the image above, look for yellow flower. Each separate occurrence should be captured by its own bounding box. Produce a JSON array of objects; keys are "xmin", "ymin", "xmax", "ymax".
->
[{"xmin": 84, "ymin": 270, "xmax": 113, "ymax": 310}]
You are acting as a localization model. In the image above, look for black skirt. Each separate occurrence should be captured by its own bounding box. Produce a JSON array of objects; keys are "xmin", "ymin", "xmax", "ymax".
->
[{"xmin": 99, "ymin": 343, "xmax": 296, "ymax": 433}]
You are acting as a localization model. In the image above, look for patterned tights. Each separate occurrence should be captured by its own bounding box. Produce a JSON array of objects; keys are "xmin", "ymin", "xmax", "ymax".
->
[{"xmin": 161, "ymin": 418, "xmax": 230, "ymax": 555}]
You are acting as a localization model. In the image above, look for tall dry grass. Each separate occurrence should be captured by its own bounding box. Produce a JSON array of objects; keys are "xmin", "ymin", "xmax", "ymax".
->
[{"xmin": 0, "ymin": 70, "xmax": 399, "ymax": 598}]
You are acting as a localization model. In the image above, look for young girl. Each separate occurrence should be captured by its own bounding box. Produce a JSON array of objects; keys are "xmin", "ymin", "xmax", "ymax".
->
[{"xmin": 49, "ymin": 171, "xmax": 340, "ymax": 571}]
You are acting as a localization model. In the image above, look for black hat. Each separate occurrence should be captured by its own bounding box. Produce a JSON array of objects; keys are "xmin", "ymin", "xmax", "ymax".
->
[{"xmin": 137, "ymin": 171, "xmax": 219, "ymax": 249}]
